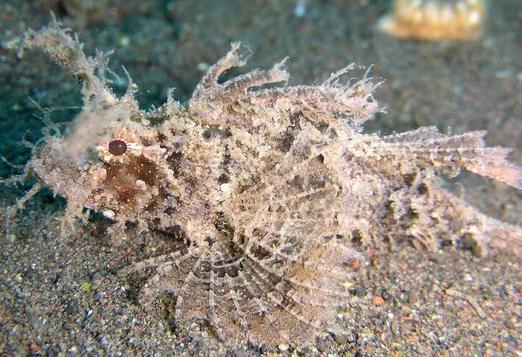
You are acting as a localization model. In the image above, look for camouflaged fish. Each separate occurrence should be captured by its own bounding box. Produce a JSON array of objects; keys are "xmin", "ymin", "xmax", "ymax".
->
[{"xmin": 4, "ymin": 18, "xmax": 521, "ymax": 346}]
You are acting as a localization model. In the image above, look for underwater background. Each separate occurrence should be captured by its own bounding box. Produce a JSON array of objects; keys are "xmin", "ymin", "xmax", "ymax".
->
[{"xmin": 0, "ymin": 0, "xmax": 521, "ymax": 355}]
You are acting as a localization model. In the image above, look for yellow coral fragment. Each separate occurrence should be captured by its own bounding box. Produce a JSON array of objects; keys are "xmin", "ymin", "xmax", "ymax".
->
[{"xmin": 378, "ymin": 0, "xmax": 486, "ymax": 41}]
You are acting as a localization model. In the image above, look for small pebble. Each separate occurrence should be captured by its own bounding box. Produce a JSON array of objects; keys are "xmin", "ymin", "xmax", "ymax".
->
[
  {"xmin": 437, "ymin": 336, "xmax": 448, "ymax": 345},
  {"xmin": 118, "ymin": 36, "xmax": 130, "ymax": 47},
  {"xmin": 373, "ymin": 296, "xmax": 385, "ymax": 306},
  {"xmin": 278, "ymin": 343, "xmax": 289, "ymax": 352},
  {"xmin": 333, "ymin": 332, "xmax": 355, "ymax": 344},
  {"xmin": 6, "ymin": 233, "xmax": 16, "ymax": 243},
  {"xmin": 197, "ymin": 62, "xmax": 210, "ymax": 72},
  {"xmin": 349, "ymin": 286, "xmax": 367, "ymax": 297},
  {"xmin": 381, "ymin": 289, "xmax": 392, "ymax": 300},
  {"xmin": 64, "ymin": 299, "xmax": 79, "ymax": 315}
]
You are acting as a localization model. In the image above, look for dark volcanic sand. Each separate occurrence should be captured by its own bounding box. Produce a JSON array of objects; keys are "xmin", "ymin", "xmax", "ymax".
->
[{"xmin": 1, "ymin": 0, "xmax": 521, "ymax": 355}]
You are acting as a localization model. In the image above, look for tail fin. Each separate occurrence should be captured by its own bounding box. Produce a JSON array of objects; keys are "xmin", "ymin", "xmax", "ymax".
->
[{"xmin": 382, "ymin": 128, "xmax": 522, "ymax": 189}]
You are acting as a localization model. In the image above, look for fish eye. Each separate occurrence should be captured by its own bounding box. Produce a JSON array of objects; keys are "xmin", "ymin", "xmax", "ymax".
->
[{"xmin": 108, "ymin": 139, "xmax": 127, "ymax": 156}]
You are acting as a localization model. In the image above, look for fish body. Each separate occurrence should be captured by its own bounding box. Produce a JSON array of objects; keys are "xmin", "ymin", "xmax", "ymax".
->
[{"xmin": 8, "ymin": 19, "xmax": 521, "ymax": 346}]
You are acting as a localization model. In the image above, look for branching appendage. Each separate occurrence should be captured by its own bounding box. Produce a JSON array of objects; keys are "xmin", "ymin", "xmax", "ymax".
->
[
  {"xmin": 21, "ymin": 16, "xmax": 143, "ymax": 161},
  {"xmin": 1, "ymin": 182, "xmax": 43, "ymax": 236},
  {"xmin": 248, "ymin": 64, "xmax": 382, "ymax": 129},
  {"xmin": 22, "ymin": 13, "xmax": 111, "ymax": 102},
  {"xmin": 0, "ymin": 129, "xmax": 47, "ymax": 233},
  {"xmin": 190, "ymin": 42, "xmax": 289, "ymax": 103},
  {"xmin": 0, "ymin": 156, "xmax": 28, "ymax": 187},
  {"xmin": 191, "ymin": 42, "xmax": 249, "ymax": 99}
]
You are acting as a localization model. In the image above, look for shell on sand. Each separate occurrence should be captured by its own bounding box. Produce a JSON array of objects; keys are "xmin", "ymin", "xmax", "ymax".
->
[{"xmin": 378, "ymin": 0, "xmax": 486, "ymax": 41}]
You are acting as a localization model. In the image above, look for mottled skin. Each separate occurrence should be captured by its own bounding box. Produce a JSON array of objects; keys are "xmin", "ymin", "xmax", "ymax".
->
[{"xmin": 6, "ymin": 19, "xmax": 521, "ymax": 346}]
